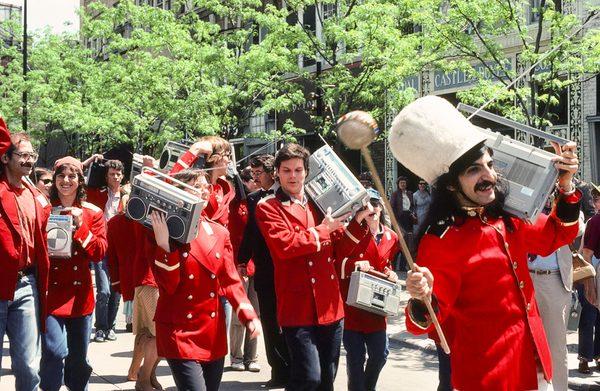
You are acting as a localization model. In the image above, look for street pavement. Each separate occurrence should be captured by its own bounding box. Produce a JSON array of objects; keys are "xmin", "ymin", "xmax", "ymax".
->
[{"xmin": 2, "ymin": 276, "xmax": 600, "ymax": 390}]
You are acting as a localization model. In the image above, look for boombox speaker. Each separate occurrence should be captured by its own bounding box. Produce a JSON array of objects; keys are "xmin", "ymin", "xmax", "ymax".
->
[{"xmin": 127, "ymin": 167, "xmax": 206, "ymax": 243}]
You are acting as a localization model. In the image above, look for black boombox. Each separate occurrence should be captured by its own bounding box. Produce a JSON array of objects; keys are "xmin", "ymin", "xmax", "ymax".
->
[
  {"xmin": 158, "ymin": 140, "xmax": 207, "ymax": 173},
  {"xmin": 126, "ymin": 168, "xmax": 206, "ymax": 243},
  {"xmin": 85, "ymin": 159, "xmax": 108, "ymax": 189}
]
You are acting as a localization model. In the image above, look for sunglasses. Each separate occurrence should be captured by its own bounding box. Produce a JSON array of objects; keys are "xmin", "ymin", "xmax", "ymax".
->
[{"xmin": 41, "ymin": 178, "xmax": 53, "ymax": 185}]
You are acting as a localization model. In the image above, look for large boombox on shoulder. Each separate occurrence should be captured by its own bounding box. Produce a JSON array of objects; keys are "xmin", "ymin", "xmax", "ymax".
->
[
  {"xmin": 126, "ymin": 168, "xmax": 206, "ymax": 243},
  {"xmin": 458, "ymin": 104, "xmax": 568, "ymax": 223},
  {"xmin": 130, "ymin": 153, "xmax": 159, "ymax": 183},
  {"xmin": 346, "ymin": 270, "xmax": 402, "ymax": 317},
  {"xmin": 305, "ymin": 145, "xmax": 369, "ymax": 218},
  {"xmin": 85, "ymin": 159, "xmax": 108, "ymax": 189},
  {"xmin": 47, "ymin": 212, "xmax": 74, "ymax": 259}
]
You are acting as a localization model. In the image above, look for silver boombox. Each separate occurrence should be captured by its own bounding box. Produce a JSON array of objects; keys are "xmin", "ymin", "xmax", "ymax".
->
[
  {"xmin": 126, "ymin": 167, "xmax": 206, "ymax": 243},
  {"xmin": 346, "ymin": 270, "xmax": 402, "ymax": 317},
  {"xmin": 458, "ymin": 104, "xmax": 569, "ymax": 223},
  {"xmin": 47, "ymin": 213, "xmax": 74, "ymax": 258},
  {"xmin": 305, "ymin": 145, "xmax": 369, "ymax": 218},
  {"xmin": 158, "ymin": 141, "xmax": 193, "ymax": 172}
]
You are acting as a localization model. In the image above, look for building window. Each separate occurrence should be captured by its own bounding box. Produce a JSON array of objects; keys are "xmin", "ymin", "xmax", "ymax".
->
[
  {"xmin": 322, "ymin": 3, "xmax": 336, "ymax": 19},
  {"xmin": 302, "ymin": 5, "xmax": 316, "ymax": 68}
]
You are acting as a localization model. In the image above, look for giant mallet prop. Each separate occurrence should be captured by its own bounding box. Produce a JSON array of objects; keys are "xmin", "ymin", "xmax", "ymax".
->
[{"xmin": 337, "ymin": 111, "xmax": 450, "ymax": 354}]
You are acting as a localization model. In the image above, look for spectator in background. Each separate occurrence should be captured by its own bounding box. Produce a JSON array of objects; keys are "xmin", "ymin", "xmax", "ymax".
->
[
  {"xmin": 412, "ymin": 179, "xmax": 431, "ymax": 237},
  {"xmin": 229, "ymin": 166, "xmax": 262, "ymax": 372},
  {"xmin": 30, "ymin": 167, "xmax": 53, "ymax": 198},
  {"xmin": 390, "ymin": 176, "xmax": 415, "ymax": 271},
  {"xmin": 86, "ymin": 158, "xmax": 127, "ymax": 343},
  {"xmin": 578, "ymin": 184, "xmax": 600, "ymax": 374}
]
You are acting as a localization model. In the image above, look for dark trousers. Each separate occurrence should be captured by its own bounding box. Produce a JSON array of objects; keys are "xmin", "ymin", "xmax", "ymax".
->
[
  {"xmin": 166, "ymin": 358, "xmax": 225, "ymax": 391},
  {"xmin": 578, "ymin": 286, "xmax": 600, "ymax": 361},
  {"xmin": 436, "ymin": 344, "xmax": 452, "ymax": 391},
  {"xmin": 282, "ymin": 320, "xmax": 343, "ymax": 391},
  {"xmin": 93, "ymin": 259, "xmax": 121, "ymax": 331},
  {"xmin": 255, "ymin": 284, "xmax": 290, "ymax": 383},
  {"xmin": 40, "ymin": 314, "xmax": 93, "ymax": 391},
  {"xmin": 342, "ymin": 329, "xmax": 388, "ymax": 391}
]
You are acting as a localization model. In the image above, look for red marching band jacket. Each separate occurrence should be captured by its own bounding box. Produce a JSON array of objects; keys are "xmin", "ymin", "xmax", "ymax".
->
[
  {"xmin": 255, "ymin": 189, "xmax": 368, "ymax": 328},
  {"xmin": 228, "ymin": 197, "xmax": 255, "ymax": 276},
  {"xmin": 405, "ymin": 193, "xmax": 581, "ymax": 391},
  {"xmin": 47, "ymin": 201, "xmax": 107, "ymax": 317},
  {"xmin": 151, "ymin": 219, "xmax": 257, "ymax": 362},
  {"xmin": 0, "ymin": 118, "xmax": 51, "ymax": 330},
  {"xmin": 106, "ymin": 214, "xmax": 136, "ymax": 301},
  {"xmin": 335, "ymin": 225, "xmax": 399, "ymax": 333}
]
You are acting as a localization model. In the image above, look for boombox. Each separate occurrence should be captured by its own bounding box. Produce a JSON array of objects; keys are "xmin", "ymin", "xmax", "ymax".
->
[
  {"xmin": 305, "ymin": 145, "xmax": 369, "ymax": 218},
  {"xmin": 158, "ymin": 141, "xmax": 209, "ymax": 173},
  {"xmin": 86, "ymin": 159, "xmax": 107, "ymax": 189},
  {"xmin": 47, "ymin": 213, "xmax": 74, "ymax": 258},
  {"xmin": 126, "ymin": 168, "xmax": 205, "ymax": 243},
  {"xmin": 458, "ymin": 103, "xmax": 568, "ymax": 223},
  {"xmin": 346, "ymin": 270, "xmax": 402, "ymax": 317}
]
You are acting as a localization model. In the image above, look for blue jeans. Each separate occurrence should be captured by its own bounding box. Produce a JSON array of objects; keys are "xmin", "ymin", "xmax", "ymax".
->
[
  {"xmin": 220, "ymin": 296, "xmax": 232, "ymax": 332},
  {"xmin": 342, "ymin": 329, "xmax": 388, "ymax": 391},
  {"xmin": 578, "ymin": 286, "xmax": 600, "ymax": 361},
  {"xmin": 40, "ymin": 314, "xmax": 93, "ymax": 391},
  {"xmin": 282, "ymin": 320, "xmax": 343, "ymax": 391},
  {"xmin": 93, "ymin": 259, "xmax": 121, "ymax": 332},
  {"xmin": 167, "ymin": 357, "xmax": 225, "ymax": 391},
  {"xmin": 0, "ymin": 274, "xmax": 40, "ymax": 391}
]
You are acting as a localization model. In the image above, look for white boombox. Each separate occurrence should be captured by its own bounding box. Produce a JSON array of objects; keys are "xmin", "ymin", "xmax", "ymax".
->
[
  {"xmin": 47, "ymin": 213, "xmax": 74, "ymax": 258},
  {"xmin": 346, "ymin": 270, "xmax": 402, "ymax": 317},
  {"xmin": 305, "ymin": 145, "xmax": 369, "ymax": 218},
  {"xmin": 126, "ymin": 167, "xmax": 206, "ymax": 243},
  {"xmin": 458, "ymin": 104, "xmax": 569, "ymax": 223}
]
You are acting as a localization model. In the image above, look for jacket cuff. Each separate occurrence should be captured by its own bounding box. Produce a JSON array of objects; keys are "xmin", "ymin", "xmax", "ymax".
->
[
  {"xmin": 153, "ymin": 247, "xmax": 181, "ymax": 272},
  {"xmin": 176, "ymin": 151, "xmax": 200, "ymax": 170},
  {"xmin": 73, "ymin": 222, "xmax": 93, "ymax": 249},
  {"xmin": 554, "ymin": 189, "xmax": 582, "ymax": 225},
  {"xmin": 406, "ymin": 296, "xmax": 439, "ymax": 330},
  {"xmin": 343, "ymin": 218, "xmax": 368, "ymax": 244}
]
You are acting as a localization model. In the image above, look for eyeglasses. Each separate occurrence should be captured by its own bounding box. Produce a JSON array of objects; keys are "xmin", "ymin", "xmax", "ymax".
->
[
  {"xmin": 13, "ymin": 151, "xmax": 39, "ymax": 162},
  {"xmin": 251, "ymin": 170, "xmax": 265, "ymax": 177}
]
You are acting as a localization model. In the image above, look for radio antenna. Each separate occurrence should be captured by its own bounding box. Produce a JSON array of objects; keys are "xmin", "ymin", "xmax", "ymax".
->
[
  {"xmin": 467, "ymin": 10, "xmax": 599, "ymax": 120},
  {"xmin": 236, "ymin": 139, "xmax": 279, "ymax": 165}
]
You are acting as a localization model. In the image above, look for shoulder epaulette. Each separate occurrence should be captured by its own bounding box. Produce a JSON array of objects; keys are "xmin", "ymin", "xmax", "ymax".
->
[{"xmin": 81, "ymin": 201, "xmax": 103, "ymax": 213}]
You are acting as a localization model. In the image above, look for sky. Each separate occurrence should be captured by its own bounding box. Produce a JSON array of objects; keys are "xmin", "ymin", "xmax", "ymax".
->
[{"xmin": 4, "ymin": 0, "xmax": 80, "ymax": 34}]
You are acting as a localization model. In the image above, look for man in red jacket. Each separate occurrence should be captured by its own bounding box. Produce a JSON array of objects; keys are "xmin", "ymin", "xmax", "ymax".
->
[
  {"xmin": 391, "ymin": 96, "xmax": 581, "ymax": 391},
  {"xmin": 256, "ymin": 143, "xmax": 370, "ymax": 391},
  {"xmin": 0, "ymin": 119, "xmax": 51, "ymax": 391}
]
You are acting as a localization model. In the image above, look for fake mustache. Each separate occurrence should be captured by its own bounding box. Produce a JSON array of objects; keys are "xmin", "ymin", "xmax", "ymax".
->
[{"xmin": 474, "ymin": 180, "xmax": 495, "ymax": 192}]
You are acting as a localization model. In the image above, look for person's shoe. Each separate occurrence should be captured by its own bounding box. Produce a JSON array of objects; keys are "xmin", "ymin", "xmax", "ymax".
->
[
  {"xmin": 105, "ymin": 329, "xmax": 117, "ymax": 341},
  {"xmin": 126, "ymin": 323, "xmax": 133, "ymax": 333},
  {"xmin": 230, "ymin": 361, "xmax": 245, "ymax": 371},
  {"xmin": 264, "ymin": 378, "xmax": 287, "ymax": 388},
  {"xmin": 94, "ymin": 330, "xmax": 105, "ymax": 342},
  {"xmin": 246, "ymin": 362, "xmax": 260, "ymax": 372},
  {"xmin": 579, "ymin": 361, "xmax": 591, "ymax": 374}
]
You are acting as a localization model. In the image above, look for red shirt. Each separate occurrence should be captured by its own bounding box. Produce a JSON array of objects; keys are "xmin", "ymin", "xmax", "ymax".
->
[
  {"xmin": 14, "ymin": 186, "xmax": 36, "ymax": 269},
  {"xmin": 583, "ymin": 213, "xmax": 600, "ymax": 258}
]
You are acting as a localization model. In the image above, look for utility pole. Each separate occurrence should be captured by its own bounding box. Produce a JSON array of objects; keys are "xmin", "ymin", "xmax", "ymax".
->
[{"xmin": 22, "ymin": 0, "xmax": 27, "ymax": 131}]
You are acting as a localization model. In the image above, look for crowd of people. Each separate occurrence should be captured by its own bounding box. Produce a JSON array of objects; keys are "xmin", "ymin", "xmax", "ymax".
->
[{"xmin": 0, "ymin": 93, "xmax": 597, "ymax": 391}]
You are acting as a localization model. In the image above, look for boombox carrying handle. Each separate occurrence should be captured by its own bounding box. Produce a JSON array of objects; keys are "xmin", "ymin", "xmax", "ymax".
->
[
  {"xmin": 140, "ymin": 167, "xmax": 203, "ymax": 201},
  {"xmin": 354, "ymin": 264, "xmax": 393, "ymax": 281}
]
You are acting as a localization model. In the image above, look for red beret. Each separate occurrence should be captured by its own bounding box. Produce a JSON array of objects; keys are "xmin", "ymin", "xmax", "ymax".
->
[{"xmin": 53, "ymin": 156, "xmax": 83, "ymax": 174}]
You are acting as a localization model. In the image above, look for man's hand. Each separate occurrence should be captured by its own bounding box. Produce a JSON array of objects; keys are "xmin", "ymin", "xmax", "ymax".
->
[
  {"xmin": 386, "ymin": 270, "xmax": 399, "ymax": 283},
  {"xmin": 189, "ymin": 140, "xmax": 213, "ymax": 157},
  {"xmin": 321, "ymin": 207, "xmax": 351, "ymax": 233},
  {"xmin": 354, "ymin": 260, "xmax": 371, "ymax": 272},
  {"xmin": 149, "ymin": 211, "xmax": 170, "ymax": 253},
  {"xmin": 142, "ymin": 155, "xmax": 157, "ymax": 168},
  {"xmin": 355, "ymin": 202, "xmax": 374, "ymax": 224},
  {"xmin": 246, "ymin": 318, "xmax": 262, "ymax": 339},
  {"xmin": 551, "ymin": 141, "xmax": 579, "ymax": 192},
  {"xmin": 406, "ymin": 265, "xmax": 433, "ymax": 300},
  {"xmin": 82, "ymin": 153, "xmax": 104, "ymax": 168}
]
